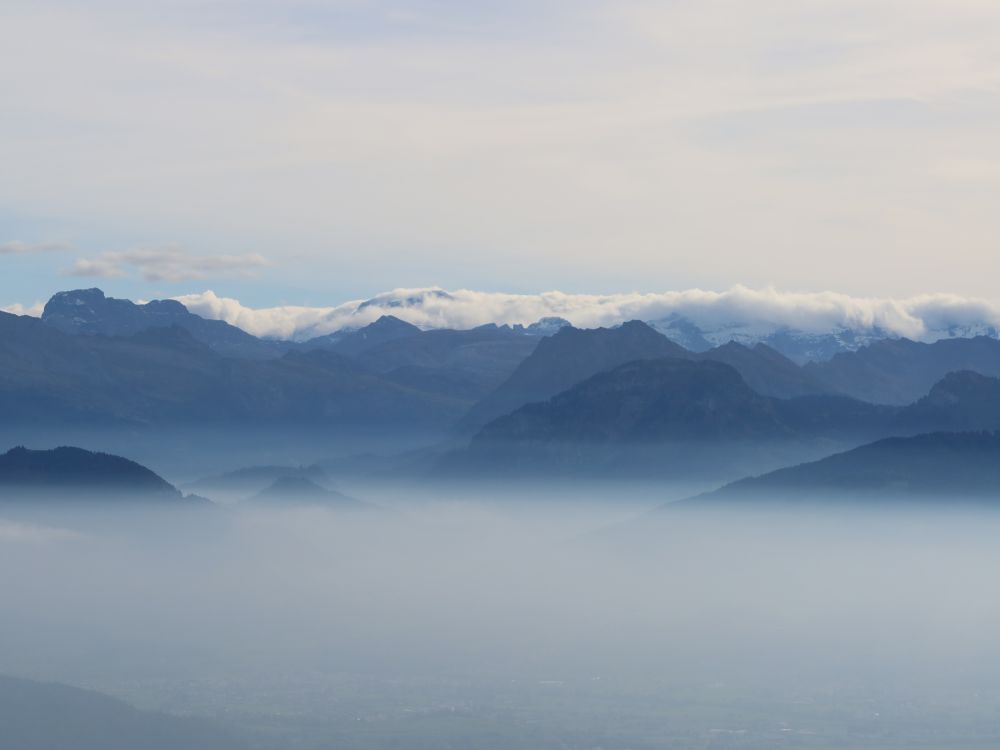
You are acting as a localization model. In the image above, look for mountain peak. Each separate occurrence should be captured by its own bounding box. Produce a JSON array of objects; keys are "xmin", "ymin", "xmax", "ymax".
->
[
  {"xmin": 40, "ymin": 288, "xmax": 285, "ymax": 360},
  {"xmin": 247, "ymin": 476, "xmax": 367, "ymax": 509},
  {"xmin": 369, "ymin": 315, "xmax": 421, "ymax": 333}
]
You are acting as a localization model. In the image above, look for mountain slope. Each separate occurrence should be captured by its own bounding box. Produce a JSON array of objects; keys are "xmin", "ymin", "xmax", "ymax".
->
[
  {"xmin": 0, "ymin": 314, "xmax": 467, "ymax": 431},
  {"xmin": 693, "ymin": 431, "xmax": 1000, "ymax": 503},
  {"xmin": 0, "ymin": 674, "xmax": 248, "ymax": 750},
  {"xmin": 0, "ymin": 446, "xmax": 190, "ymax": 502},
  {"xmin": 445, "ymin": 356, "xmax": 899, "ymax": 479},
  {"xmin": 474, "ymin": 358, "xmax": 792, "ymax": 444},
  {"xmin": 696, "ymin": 342, "xmax": 832, "ymax": 399},
  {"xmin": 245, "ymin": 476, "xmax": 369, "ymax": 509},
  {"xmin": 805, "ymin": 336, "xmax": 1000, "ymax": 404},
  {"xmin": 305, "ymin": 315, "xmax": 421, "ymax": 355},
  {"xmin": 42, "ymin": 288, "xmax": 287, "ymax": 360},
  {"xmin": 458, "ymin": 321, "xmax": 691, "ymax": 432},
  {"xmin": 897, "ymin": 370, "xmax": 1000, "ymax": 432}
]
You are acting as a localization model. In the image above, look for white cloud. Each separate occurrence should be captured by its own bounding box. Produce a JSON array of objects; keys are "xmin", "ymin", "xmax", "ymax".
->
[
  {"xmin": 0, "ymin": 240, "xmax": 71, "ymax": 255},
  {"xmin": 67, "ymin": 247, "xmax": 271, "ymax": 283},
  {"xmin": 174, "ymin": 286, "xmax": 1000, "ymax": 343}
]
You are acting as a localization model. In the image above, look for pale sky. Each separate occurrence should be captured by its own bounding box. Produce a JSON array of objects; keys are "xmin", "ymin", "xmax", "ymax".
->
[{"xmin": 3, "ymin": 0, "xmax": 1000, "ymax": 309}]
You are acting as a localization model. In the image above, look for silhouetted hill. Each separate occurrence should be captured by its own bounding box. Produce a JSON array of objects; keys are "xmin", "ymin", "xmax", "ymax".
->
[
  {"xmin": 300, "ymin": 319, "xmax": 543, "ymax": 401},
  {"xmin": 41, "ymin": 288, "xmax": 287, "ymax": 359},
  {"xmin": 188, "ymin": 464, "xmax": 330, "ymax": 496},
  {"xmin": 0, "ymin": 674, "xmax": 248, "ymax": 750},
  {"xmin": 458, "ymin": 321, "xmax": 690, "ymax": 432},
  {"xmin": 897, "ymin": 370, "xmax": 1000, "ymax": 432},
  {"xmin": 350, "ymin": 325, "xmax": 541, "ymax": 400},
  {"xmin": 805, "ymin": 336, "xmax": 1000, "ymax": 404},
  {"xmin": 476, "ymin": 358, "xmax": 792, "ymax": 443},
  {"xmin": 696, "ymin": 342, "xmax": 832, "ymax": 399},
  {"xmin": 246, "ymin": 476, "xmax": 369, "ymax": 509},
  {"xmin": 306, "ymin": 315, "xmax": 421, "ymax": 355},
  {"xmin": 0, "ymin": 446, "xmax": 190, "ymax": 502},
  {"xmin": 446, "ymin": 357, "xmax": 897, "ymax": 478},
  {"xmin": 693, "ymin": 431, "xmax": 1000, "ymax": 504}
]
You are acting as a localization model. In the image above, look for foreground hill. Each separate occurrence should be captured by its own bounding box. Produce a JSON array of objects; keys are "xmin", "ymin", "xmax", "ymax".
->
[
  {"xmin": 0, "ymin": 674, "xmax": 248, "ymax": 750},
  {"xmin": 0, "ymin": 446, "xmax": 200, "ymax": 503},
  {"xmin": 692, "ymin": 431, "xmax": 1000, "ymax": 504}
]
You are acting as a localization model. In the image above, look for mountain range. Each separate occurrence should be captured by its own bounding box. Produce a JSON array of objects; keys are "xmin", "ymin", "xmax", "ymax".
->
[
  {"xmin": 450, "ymin": 356, "xmax": 1000, "ymax": 478},
  {"xmin": 10, "ymin": 288, "xmax": 1000, "ymax": 470},
  {"xmin": 42, "ymin": 288, "xmax": 288, "ymax": 360}
]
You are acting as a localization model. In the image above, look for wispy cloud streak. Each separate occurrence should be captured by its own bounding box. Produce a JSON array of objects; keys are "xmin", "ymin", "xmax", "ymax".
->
[
  {"xmin": 68, "ymin": 247, "xmax": 271, "ymax": 282},
  {"xmin": 0, "ymin": 241, "xmax": 71, "ymax": 255}
]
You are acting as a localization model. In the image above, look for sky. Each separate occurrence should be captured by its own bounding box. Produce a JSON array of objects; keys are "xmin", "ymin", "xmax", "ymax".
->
[{"xmin": 3, "ymin": 0, "xmax": 1000, "ymax": 312}]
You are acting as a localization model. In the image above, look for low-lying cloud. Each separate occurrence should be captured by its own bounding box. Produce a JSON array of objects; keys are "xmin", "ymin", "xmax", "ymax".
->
[
  {"xmin": 67, "ymin": 247, "xmax": 271, "ymax": 283},
  {"xmin": 174, "ymin": 286, "xmax": 1000, "ymax": 342}
]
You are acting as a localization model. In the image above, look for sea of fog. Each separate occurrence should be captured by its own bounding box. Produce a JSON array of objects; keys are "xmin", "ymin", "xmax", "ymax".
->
[{"xmin": 3, "ymin": 482, "xmax": 1000, "ymax": 749}]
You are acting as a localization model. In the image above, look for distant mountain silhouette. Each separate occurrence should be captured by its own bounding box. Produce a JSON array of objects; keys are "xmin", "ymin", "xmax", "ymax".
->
[
  {"xmin": 188, "ymin": 464, "xmax": 329, "ymax": 496},
  {"xmin": 695, "ymin": 342, "xmax": 832, "ymax": 399},
  {"xmin": 458, "ymin": 321, "xmax": 690, "ymax": 432},
  {"xmin": 17, "ymin": 292, "xmax": 1000, "ymax": 441},
  {"xmin": 457, "ymin": 324, "xmax": 848, "ymax": 435},
  {"xmin": 305, "ymin": 315, "xmax": 421, "ymax": 355},
  {"xmin": 0, "ymin": 674, "xmax": 248, "ymax": 750},
  {"xmin": 0, "ymin": 312, "xmax": 465, "ymax": 432},
  {"xmin": 896, "ymin": 370, "xmax": 1000, "ymax": 432},
  {"xmin": 0, "ymin": 446, "xmax": 194, "ymax": 502},
  {"xmin": 650, "ymin": 314, "xmax": 890, "ymax": 363},
  {"xmin": 41, "ymin": 288, "xmax": 287, "ymax": 360},
  {"xmin": 475, "ymin": 358, "xmax": 792, "ymax": 444},
  {"xmin": 518, "ymin": 317, "xmax": 572, "ymax": 336},
  {"xmin": 246, "ymin": 476, "xmax": 368, "ymax": 509},
  {"xmin": 446, "ymin": 357, "xmax": 900, "ymax": 478},
  {"xmin": 691, "ymin": 431, "xmax": 1000, "ymax": 504},
  {"xmin": 805, "ymin": 336, "xmax": 1000, "ymax": 404},
  {"xmin": 338, "ymin": 324, "xmax": 542, "ymax": 401}
]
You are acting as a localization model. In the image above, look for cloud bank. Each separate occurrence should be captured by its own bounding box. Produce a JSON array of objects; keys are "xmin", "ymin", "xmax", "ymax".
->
[{"xmin": 173, "ymin": 286, "xmax": 1000, "ymax": 343}]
